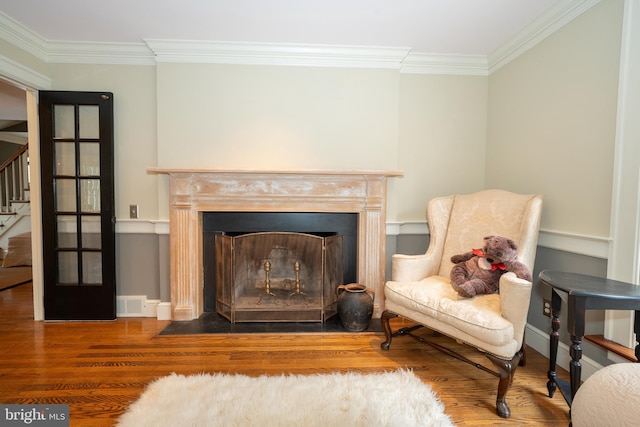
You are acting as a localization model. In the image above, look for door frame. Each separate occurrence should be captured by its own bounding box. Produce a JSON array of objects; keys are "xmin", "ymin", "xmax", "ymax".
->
[
  {"xmin": 0, "ymin": 57, "xmax": 51, "ymax": 320},
  {"xmin": 604, "ymin": 0, "xmax": 640, "ymax": 348},
  {"xmin": 27, "ymin": 88, "xmax": 45, "ymax": 320}
]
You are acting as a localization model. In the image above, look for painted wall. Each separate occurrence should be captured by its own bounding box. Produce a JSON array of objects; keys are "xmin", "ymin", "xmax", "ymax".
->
[
  {"xmin": 396, "ymin": 73, "xmax": 488, "ymax": 221},
  {"xmin": 156, "ymin": 64, "xmax": 400, "ymax": 170},
  {"xmin": 486, "ymin": 0, "xmax": 623, "ymax": 238}
]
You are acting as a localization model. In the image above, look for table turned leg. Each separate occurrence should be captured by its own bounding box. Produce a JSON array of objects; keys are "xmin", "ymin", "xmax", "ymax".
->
[
  {"xmin": 568, "ymin": 294, "xmax": 587, "ymax": 403},
  {"xmin": 547, "ymin": 291, "xmax": 562, "ymax": 398},
  {"xmin": 635, "ymin": 310, "xmax": 640, "ymax": 363},
  {"xmin": 569, "ymin": 334, "xmax": 583, "ymax": 400}
]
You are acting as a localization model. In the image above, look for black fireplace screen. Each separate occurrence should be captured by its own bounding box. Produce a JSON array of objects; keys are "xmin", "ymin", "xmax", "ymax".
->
[{"xmin": 215, "ymin": 232, "xmax": 343, "ymax": 323}]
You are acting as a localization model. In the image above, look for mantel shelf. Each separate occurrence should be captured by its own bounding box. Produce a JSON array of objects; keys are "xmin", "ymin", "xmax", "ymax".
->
[{"xmin": 147, "ymin": 167, "xmax": 404, "ymax": 178}]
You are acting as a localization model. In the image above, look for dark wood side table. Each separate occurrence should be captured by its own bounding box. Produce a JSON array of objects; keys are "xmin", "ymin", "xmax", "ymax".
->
[{"xmin": 538, "ymin": 270, "xmax": 640, "ymax": 407}]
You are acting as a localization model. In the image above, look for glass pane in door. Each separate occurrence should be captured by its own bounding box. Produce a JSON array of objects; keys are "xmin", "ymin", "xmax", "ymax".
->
[
  {"xmin": 82, "ymin": 252, "xmax": 102, "ymax": 285},
  {"xmin": 55, "ymin": 179, "xmax": 76, "ymax": 212},
  {"xmin": 56, "ymin": 215, "xmax": 77, "ymax": 248},
  {"xmin": 79, "ymin": 105, "xmax": 99, "ymax": 138},
  {"xmin": 58, "ymin": 252, "xmax": 78, "ymax": 285},
  {"xmin": 80, "ymin": 179, "xmax": 101, "ymax": 213},
  {"xmin": 55, "ymin": 142, "xmax": 75, "ymax": 175},
  {"xmin": 81, "ymin": 216, "xmax": 101, "ymax": 249},
  {"xmin": 79, "ymin": 143, "xmax": 100, "ymax": 175},
  {"xmin": 54, "ymin": 105, "xmax": 74, "ymax": 138}
]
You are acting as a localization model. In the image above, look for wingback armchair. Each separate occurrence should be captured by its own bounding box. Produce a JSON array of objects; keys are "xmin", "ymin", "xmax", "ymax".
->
[{"xmin": 381, "ymin": 189, "xmax": 543, "ymax": 418}]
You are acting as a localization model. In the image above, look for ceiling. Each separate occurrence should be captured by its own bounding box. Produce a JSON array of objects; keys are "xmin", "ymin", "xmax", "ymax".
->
[
  {"xmin": 0, "ymin": 0, "xmax": 565, "ymax": 128},
  {"xmin": 0, "ymin": 0, "xmax": 560, "ymax": 53}
]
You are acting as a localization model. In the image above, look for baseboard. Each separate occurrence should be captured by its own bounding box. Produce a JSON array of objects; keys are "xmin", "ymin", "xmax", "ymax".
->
[{"xmin": 525, "ymin": 323, "xmax": 603, "ymax": 381}]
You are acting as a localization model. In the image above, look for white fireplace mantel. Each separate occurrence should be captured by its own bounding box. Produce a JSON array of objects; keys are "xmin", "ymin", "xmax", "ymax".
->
[{"xmin": 148, "ymin": 168, "xmax": 403, "ymax": 321}]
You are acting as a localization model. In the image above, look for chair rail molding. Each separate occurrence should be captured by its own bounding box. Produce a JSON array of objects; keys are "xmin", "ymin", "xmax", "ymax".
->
[
  {"xmin": 386, "ymin": 221, "xmax": 609, "ymax": 260},
  {"xmin": 122, "ymin": 219, "xmax": 608, "ymax": 260}
]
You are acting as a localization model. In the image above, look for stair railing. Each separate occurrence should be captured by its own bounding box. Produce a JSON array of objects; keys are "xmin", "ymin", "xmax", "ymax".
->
[{"xmin": 0, "ymin": 144, "xmax": 29, "ymax": 212}]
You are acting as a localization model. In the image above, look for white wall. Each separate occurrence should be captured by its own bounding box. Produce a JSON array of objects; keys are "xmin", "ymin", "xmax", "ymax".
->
[
  {"xmin": 157, "ymin": 63, "xmax": 400, "ymax": 170},
  {"xmin": 154, "ymin": 63, "xmax": 489, "ymax": 221},
  {"xmin": 396, "ymin": 73, "xmax": 488, "ymax": 222},
  {"xmin": 486, "ymin": 0, "xmax": 624, "ymax": 238}
]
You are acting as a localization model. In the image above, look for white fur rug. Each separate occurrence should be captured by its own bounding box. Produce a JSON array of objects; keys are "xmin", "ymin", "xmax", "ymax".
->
[{"xmin": 117, "ymin": 370, "xmax": 454, "ymax": 427}]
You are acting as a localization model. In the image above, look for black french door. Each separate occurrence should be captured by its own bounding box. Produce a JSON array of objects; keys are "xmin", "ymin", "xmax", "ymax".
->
[{"xmin": 39, "ymin": 91, "xmax": 116, "ymax": 320}]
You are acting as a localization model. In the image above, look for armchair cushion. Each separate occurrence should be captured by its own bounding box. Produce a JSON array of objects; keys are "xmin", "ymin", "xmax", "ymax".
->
[{"xmin": 386, "ymin": 276, "xmax": 519, "ymax": 358}]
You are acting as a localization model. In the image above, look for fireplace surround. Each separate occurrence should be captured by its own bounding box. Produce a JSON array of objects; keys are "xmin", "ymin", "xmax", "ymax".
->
[{"xmin": 148, "ymin": 168, "xmax": 403, "ymax": 321}]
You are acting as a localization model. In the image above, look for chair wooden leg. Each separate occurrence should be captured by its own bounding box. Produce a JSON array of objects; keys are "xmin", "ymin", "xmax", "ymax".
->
[
  {"xmin": 519, "ymin": 332, "xmax": 527, "ymax": 367},
  {"xmin": 380, "ymin": 310, "xmax": 397, "ymax": 350},
  {"xmin": 485, "ymin": 351, "xmax": 523, "ymax": 418}
]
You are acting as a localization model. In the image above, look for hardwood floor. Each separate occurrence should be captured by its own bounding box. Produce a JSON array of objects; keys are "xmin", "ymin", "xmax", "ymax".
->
[{"xmin": 0, "ymin": 283, "xmax": 571, "ymax": 426}]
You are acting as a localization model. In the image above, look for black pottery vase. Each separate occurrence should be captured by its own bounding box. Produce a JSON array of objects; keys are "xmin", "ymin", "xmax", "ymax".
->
[{"xmin": 337, "ymin": 283, "xmax": 375, "ymax": 332}]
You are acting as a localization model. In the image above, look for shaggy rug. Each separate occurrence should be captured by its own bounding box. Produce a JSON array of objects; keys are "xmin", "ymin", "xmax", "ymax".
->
[{"xmin": 117, "ymin": 370, "xmax": 454, "ymax": 427}]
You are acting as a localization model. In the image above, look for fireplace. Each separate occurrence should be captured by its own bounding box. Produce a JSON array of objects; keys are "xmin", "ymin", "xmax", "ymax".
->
[
  {"xmin": 148, "ymin": 168, "xmax": 403, "ymax": 321},
  {"xmin": 215, "ymin": 231, "xmax": 342, "ymax": 322}
]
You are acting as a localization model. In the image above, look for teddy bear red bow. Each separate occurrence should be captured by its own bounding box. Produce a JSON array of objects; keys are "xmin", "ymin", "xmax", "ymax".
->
[{"xmin": 449, "ymin": 235, "xmax": 532, "ymax": 298}]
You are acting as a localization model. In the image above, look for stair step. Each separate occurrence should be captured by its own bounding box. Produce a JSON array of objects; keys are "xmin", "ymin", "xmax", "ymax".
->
[{"xmin": 585, "ymin": 334, "xmax": 638, "ymax": 362}]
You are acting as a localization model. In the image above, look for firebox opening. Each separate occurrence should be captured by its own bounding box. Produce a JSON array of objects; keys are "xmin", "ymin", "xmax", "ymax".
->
[{"xmin": 203, "ymin": 212, "xmax": 358, "ymax": 316}]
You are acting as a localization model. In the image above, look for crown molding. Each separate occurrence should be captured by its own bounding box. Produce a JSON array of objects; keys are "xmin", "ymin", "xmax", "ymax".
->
[
  {"xmin": 1, "ymin": 2, "xmax": 601, "ymax": 73},
  {"xmin": 0, "ymin": 11, "xmax": 155, "ymax": 66},
  {"xmin": 144, "ymin": 40, "xmax": 411, "ymax": 69},
  {"xmin": 46, "ymin": 41, "xmax": 156, "ymax": 66},
  {"xmin": 0, "ymin": 54, "xmax": 51, "ymax": 90},
  {"xmin": 0, "ymin": 12, "xmax": 48, "ymax": 62},
  {"xmin": 488, "ymin": 0, "xmax": 601, "ymax": 73},
  {"xmin": 401, "ymin": 53, "xmax": 488, "ymax": 76}
]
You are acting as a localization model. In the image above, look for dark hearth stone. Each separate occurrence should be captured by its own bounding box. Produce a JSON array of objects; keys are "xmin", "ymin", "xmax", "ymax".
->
[{"xmin": 159, "ymin": 312, "xmax": 382, "ymax": 335}]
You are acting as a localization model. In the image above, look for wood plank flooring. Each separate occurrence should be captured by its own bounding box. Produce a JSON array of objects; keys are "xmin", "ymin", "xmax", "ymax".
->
[{"xmin": 0, "ymin": 283, "xmax": 571, "ymax": 426}]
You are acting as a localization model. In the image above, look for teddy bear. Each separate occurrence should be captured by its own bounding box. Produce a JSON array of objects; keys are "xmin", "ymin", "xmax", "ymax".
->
[{"xmin": 449, "ymin": 235, "xmax": 532, "ymax": 298}]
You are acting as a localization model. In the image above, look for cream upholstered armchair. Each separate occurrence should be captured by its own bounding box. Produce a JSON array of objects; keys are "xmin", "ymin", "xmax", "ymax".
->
[{"xmin": 381, "ymin": 189, "xmax": 543, "ymax": 418}]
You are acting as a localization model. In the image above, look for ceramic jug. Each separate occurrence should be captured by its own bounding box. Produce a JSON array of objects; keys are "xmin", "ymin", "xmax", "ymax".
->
[{"xmin": 336, "ymin": 283, "xmax": 375, "ymax": 332}]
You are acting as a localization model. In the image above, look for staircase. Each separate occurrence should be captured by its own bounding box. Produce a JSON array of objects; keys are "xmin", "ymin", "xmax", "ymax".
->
[{"xmin": 0, "ymin": 144, "xmax": 31, "ymax": 249}]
